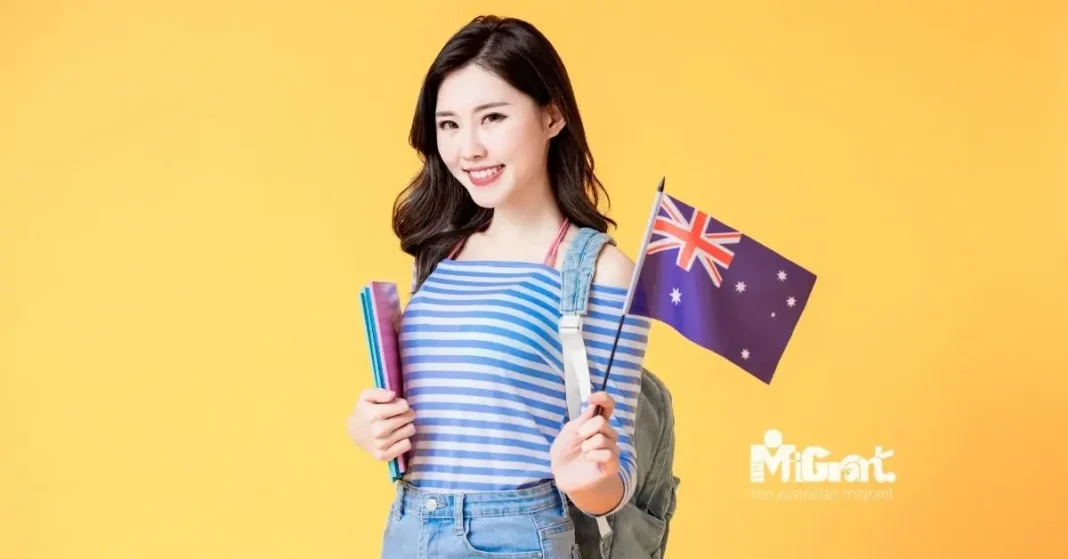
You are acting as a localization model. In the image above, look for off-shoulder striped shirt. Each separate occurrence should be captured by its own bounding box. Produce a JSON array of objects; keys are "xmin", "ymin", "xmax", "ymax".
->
[{"xmin": 399, "ymin": 259, "xmax": 651, "ymax": 512}]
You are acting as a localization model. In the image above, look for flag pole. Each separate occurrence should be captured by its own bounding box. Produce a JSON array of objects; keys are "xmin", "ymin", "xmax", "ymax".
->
[{"xmin": 596, "ymin": 177, "xmax": 666, "ymax": 395}]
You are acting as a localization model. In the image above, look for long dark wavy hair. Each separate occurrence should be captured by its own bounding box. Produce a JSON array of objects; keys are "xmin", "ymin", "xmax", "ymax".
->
[{"xmin": 392, "ymin": 15, "xmax": 615, "ymax": 291}]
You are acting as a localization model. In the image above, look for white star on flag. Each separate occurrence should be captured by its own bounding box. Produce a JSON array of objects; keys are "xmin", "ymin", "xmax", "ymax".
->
[
  {"xmin": 787, "ymin": 296, "xmax": 796, "ymax": 307},
  {"xmin": 777, "ymin": 270, "xmax": 787, "ymax": 281},
  {"xmin": 735, "ymin": 281, "xmax": 746, "ymax": 293},
  {"xmin": 741, "ymin": 349, "xmax": 750, "ymax": 360},
  {"xmin": 670, "ymin": 287, "xmax": 682, "ymax": 305}
]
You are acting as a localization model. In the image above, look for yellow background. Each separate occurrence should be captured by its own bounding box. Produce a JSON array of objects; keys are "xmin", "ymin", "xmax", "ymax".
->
[{"xmin": 2, "ymin": 1, "xmax": 1066, "ymax": 557}]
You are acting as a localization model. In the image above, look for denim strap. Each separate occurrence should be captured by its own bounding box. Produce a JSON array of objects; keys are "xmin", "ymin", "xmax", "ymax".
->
[
  {"xmin": 559, "ymin": 228, "xmax": 615, "ymax": 315},
  {"xmin": 558, "ymin": 227, "xmax": 614, "ymax": 419}
]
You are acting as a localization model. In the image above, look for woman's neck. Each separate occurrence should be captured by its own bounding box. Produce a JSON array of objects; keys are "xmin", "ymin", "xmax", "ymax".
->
[{"xmin": 482, "ymin": 175, "xmax": 565, "ymax": 246}]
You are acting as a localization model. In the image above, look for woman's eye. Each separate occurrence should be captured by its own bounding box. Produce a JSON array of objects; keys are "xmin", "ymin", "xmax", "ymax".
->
[
  {"xmin": 437, "ymin": 120, "xmax": 457, "ymax": 130},
  {"xmin": 483, "ymin": 112, "xmax": 506, "ymax": 124}
]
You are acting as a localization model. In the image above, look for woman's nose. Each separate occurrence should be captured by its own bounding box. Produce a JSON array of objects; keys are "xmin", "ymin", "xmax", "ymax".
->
[{"xmin": 460, "ymin": 128, "xmax": 487, "ymax": 160}]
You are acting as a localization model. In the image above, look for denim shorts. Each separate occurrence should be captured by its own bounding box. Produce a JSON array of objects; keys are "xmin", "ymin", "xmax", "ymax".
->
[{"xmin": 381, "ymin": 479, "xmax": 581, "ymax": 558}]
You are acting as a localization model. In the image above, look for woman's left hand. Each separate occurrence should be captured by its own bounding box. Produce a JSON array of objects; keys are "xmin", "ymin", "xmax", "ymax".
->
[{"xmin": 549, "ymin": 391, "xmax": 620, "ymax": 494}]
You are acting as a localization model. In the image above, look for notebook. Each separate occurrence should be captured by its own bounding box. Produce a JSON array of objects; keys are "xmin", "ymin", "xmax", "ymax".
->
[{"xmin": 358, "ymin": 281, "xmax": 408, "ymax": 481}]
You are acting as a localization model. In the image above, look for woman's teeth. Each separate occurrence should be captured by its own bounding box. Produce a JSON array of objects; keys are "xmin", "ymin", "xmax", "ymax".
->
[{"xmin": 471, "ymin": 166, "xmax": 503, "ymax": 179}]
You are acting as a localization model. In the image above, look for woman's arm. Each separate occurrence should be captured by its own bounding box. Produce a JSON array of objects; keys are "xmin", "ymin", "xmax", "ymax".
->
[{"xmin": 569, "ymin": 245, "xmax": 651, "ymax": 516}]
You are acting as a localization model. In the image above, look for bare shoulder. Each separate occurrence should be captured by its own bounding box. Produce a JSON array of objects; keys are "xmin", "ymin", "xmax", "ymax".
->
[{"xmin": 592, "ymin": 243, "xmax": 635, "ymax": 289}]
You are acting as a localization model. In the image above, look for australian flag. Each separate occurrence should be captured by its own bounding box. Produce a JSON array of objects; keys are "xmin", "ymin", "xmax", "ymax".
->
[{"xmin": 628, "ymin": 193, "xmax": 817, "ymax": 384}]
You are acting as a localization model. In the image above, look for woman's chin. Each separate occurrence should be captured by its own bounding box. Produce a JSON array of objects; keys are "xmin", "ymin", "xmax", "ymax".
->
[{"xmin": 465, "ymin": 184, "xmax": 514, "ymax": 209}]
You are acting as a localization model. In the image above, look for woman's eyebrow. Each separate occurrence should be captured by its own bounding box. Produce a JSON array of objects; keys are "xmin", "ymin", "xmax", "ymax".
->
[{"xmin": 435, "ymin": 102, "xmax": 510, "ymax": 117}]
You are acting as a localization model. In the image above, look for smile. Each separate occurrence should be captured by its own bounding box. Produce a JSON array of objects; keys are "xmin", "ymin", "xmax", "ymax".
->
[{"xmin": 465, "ymin": 165, "xmax": 504, "ymax": 187}]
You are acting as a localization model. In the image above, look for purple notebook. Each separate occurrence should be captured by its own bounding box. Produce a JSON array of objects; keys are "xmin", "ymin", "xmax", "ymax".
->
[{"xmin": 360, "ymin": 281, "xmax": 408, "ymax": 478}]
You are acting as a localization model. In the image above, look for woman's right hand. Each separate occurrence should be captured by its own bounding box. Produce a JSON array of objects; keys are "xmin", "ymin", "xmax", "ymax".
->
[{"xmin": 346, "ymin": 388, "xmax": 415, "ymax": 461}]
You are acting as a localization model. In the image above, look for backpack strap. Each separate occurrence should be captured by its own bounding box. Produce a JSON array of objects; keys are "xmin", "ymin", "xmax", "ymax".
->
[
  {"xmin": 557, "ymin": 226, "xmax": 616, "ymax": 539},
  {"xmin": 558, "ymin": 227, "xmax": 615, "ymax": 420}
]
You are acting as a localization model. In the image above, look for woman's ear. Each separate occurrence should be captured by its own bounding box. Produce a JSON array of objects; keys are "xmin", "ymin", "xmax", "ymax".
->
[{"xmin": 544, "ymin": 103, "xmax": 566, "ymax": 138}]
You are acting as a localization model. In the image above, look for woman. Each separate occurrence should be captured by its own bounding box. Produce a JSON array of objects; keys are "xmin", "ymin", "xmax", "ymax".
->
[{"xmin": 348, "ymin": 15, "xmax": 652, "ymax": 558}]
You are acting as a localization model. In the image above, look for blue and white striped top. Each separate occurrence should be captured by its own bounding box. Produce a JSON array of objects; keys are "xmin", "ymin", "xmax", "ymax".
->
[{"xmin": 399, "ymin": 259, "xmax": 651, "ymax": 510}]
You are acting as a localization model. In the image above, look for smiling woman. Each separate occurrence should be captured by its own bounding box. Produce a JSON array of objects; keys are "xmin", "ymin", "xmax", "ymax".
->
[{"xmin": 342, "ymin": 13, "xmax": 664, "ymax": 559}]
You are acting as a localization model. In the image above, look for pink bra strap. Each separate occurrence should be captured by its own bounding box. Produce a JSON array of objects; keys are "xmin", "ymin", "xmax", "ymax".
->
[
  {"xmin": 542, "ymin": 218, "xmax": 570, "ymax": 266},
  {"xmin": 447, "ymin": 239, "xmax": 465, "ymax": 259}
]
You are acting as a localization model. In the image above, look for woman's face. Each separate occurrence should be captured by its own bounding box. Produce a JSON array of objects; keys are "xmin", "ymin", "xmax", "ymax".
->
[{"xmin": 434, "ymin": 64, "xmax": 563, "ymax": 209}]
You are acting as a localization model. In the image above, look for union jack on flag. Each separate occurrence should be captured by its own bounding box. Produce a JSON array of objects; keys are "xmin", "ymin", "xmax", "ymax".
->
[
  {"xmin": 647, "ymin": 194, "xmax": 743, "ymax": 288},
  {"xmin": 628, "ymin": 189, "xmax": 818, "ymax": 384}
]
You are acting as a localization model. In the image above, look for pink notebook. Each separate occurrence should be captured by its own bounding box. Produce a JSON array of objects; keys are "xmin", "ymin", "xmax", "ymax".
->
[{"xmin": 359, "ymin": 281, "xmax": 408, "ymax": 479}]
